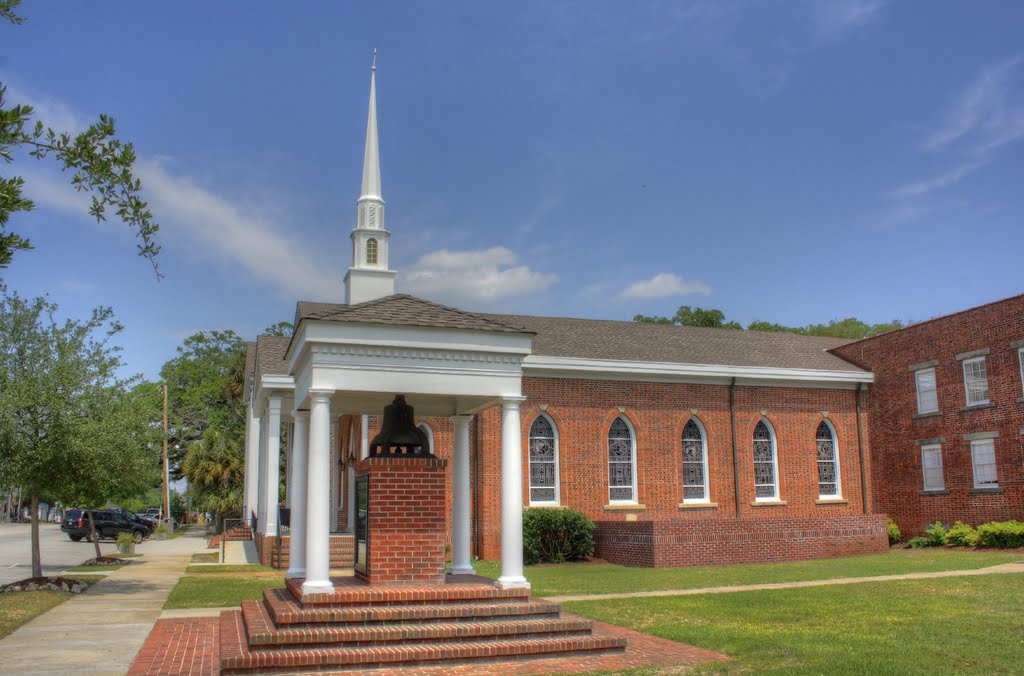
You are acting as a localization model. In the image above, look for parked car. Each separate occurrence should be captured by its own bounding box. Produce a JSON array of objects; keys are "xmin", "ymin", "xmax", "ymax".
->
[
  {"xmin": 61, "ymin": 508, "xmax": 147, "ymax": 543},
  {"xmin": 113, "ymin": 508, "xmax": 154, "ymax": 537}
]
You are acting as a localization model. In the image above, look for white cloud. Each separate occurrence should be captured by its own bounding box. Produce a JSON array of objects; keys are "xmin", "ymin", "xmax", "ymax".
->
[
  {"xmin": 3, "ymin": 81, "xmax": 89, "ymax": 133},
  {"xmin": 401, "ymin": 247, "xmax": 558, "ymax": 306},
  {"xmin": 888, "ymin": 158, "xmax": 990, "ymax": 199},
  {"xmin": 924, "ymin": 56, "xmax": 1023, "ymax": 152},
  {"xmin": 617, "ymin": 273, "xmax": 712, "ymax": 300},
  {"xmin": 810, "ymin": 1, "xmax": 885, "ymax": 42}
]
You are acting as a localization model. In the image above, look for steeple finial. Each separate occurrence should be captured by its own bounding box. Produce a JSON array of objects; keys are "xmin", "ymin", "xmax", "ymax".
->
[{"xmin": 360, "ymin": 50, "xmax": 382, "ymax": 200}]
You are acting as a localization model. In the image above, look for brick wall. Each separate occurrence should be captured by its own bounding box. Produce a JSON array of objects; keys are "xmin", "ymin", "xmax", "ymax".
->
[
  {"xmin": 473, "ymin": 376, "xmax": 878, "ymax": 565},
  {"xmin": 355, "ymin": 455, "xmax": 448, "ymax": 585},
  {"xmin": 831, "ymin": 293, "xmax": 1024, "ymax": 536},
  {"xmin": 595, "ymin": 515, "xmax": 888, "ymax": 567}
]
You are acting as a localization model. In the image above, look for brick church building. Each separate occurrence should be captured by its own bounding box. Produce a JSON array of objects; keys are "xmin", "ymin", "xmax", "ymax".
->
[{"xmin": 241, "ymin": 64, "xmax": 1020, "ymax": 581}]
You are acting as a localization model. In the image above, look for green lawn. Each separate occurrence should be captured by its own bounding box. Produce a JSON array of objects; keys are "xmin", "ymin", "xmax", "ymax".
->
[
  {"xmin": 64, "ymin": 564, "xmax": 122, "ymax": 572},
  {"xmin": 163, "ymin": 573, "xmax": 285, "ymax": 609},
  {"xmin": 190, "ymin": 552, "xmax": 220, "ymax": 564},
  {"xmin": 473, "ymin": 549, "xmax": 1021, "ymax": 597},
  {"xmin": 0, "ymin": 575, "xmax": 105, "ymax": 638},
  {"xmin": 565, "ymin": 575, "xmax": 1024, "ymax": 674},
  {"xmin": 184, "ymin": 564, "xmax": 276, "ymax": 574}
]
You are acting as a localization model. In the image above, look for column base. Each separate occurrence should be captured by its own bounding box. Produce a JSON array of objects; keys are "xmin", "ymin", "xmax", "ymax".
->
[
  {"xmin": 301, "ymin": 579, "xmax": 335, "ymax": 595},
  {"xmin": 447, "ymin": 565, "xmax": 476, "ymax": 576},
  {"xmin": 285, "ymin": 567, "xmax": 306, "ymax": 580},
  {"xmin": 496, "ymin": 575, "xmax": 531, "ymax": 589}
]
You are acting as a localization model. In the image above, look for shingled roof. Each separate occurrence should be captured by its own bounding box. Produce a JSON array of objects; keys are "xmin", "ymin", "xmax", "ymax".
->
[
  {"xmin": 255, "ymin": 335, "xmax": 291, "ymax": 380},
  {"xmin": 242, "ymin": 341, "xmax": 257, "ymax": 404},
  {"xmin": 295, "ymin": 294, "xmax": 530, "ymax": 334},
  {"xmin": 479, "ymin": 313, "xmax": 865, "ymax": 373}
]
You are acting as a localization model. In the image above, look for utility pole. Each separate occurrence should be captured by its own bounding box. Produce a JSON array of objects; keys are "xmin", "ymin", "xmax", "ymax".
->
[{"xmin": 163, "ymin": 383, "xmax": 170, "ymax": 528}]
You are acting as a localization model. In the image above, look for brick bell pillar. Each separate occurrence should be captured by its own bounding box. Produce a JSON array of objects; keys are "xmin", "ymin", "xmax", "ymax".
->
[{"xmin": 355, "ymin": 455, "xmax": 448, "ymax": 586}]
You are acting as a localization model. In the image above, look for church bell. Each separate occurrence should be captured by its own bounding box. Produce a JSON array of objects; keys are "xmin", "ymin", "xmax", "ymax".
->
[{"xmin": 368, "ymin": 394, "xmax": 432, "ymax": 456}]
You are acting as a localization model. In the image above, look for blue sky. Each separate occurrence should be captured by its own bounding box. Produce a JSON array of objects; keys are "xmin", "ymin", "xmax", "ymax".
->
[{"xmin": 2, "ymin": 1, "xmax": 1023, "ymax": 379}]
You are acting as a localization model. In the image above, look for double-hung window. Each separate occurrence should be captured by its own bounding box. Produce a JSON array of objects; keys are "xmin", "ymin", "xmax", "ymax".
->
[
  {"xmin": 1018, "ymin": 348, "xmax": 1024, "ymax": 397},
  {"xmin": 921, "ymin": 444, "xmax": 944, "ymax": 491},
  {"xmin": 962, "ymin": 357, "xmax": 989, "ymax": 406},
  {"xmin": 915, "ymin": 367, "xmax": 938, "ymax": 414},
  {"xmin": 970, "ymin": 439, "xmax": 998, "ymax": 488}
]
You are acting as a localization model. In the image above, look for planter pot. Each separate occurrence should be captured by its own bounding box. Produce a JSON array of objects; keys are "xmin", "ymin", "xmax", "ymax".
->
[
  {"xmin": 117, "ymin": 542, "xmax": 136, "ymax": 556},
  {"xmin": 156, "ymin": 531, "xmax": 167, "ymax": 540}
]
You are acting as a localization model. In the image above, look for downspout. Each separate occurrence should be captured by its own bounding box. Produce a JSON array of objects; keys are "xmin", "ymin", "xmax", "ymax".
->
[
  {"xmin": 472, "ymin": 414, "xmax": 480, "ymax": 559},
  {"xmin": 729, "ymin": 378, "xmax": 741, "ymax": 518},
  {"xmin": 855, "ymin": 383, "xmax": 869, "ymax": 515}
]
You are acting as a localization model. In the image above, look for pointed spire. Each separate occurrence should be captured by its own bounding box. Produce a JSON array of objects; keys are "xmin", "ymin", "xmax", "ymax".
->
[{"xmin": 360, "ymin": 49, "xmax": 382, "ymax": 200}]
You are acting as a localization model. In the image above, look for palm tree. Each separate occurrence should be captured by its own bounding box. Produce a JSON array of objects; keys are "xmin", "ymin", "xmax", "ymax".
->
[{"xmin": 182, "ymin": 429, "xmax": 243, "ymax": 533}]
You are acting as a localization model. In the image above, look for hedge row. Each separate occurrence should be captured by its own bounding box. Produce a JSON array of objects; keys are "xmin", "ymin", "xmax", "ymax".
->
[{"xmin": 902, "ymin": 519, "xmax": 1024, "ymax": 549}]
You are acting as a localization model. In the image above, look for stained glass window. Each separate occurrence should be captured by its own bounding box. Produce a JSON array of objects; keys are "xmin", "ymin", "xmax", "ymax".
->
[
  {"xmin": 816, "ymin": 421, "xmax": 839, "ymax": 497},
  {"xmin": 682, "ymin": 419, "xmax": 707, "ymax": 501},
  {"xmin": 608, "ymin": 417, "xmax": 635, "ymax": 502},
  {"xmin": 528, "ymin": 416, "xmax": 558, "ymax": 504},
  {"xmin": 753, "ymin": 420, "xmax": 777, "ymax": 499}
]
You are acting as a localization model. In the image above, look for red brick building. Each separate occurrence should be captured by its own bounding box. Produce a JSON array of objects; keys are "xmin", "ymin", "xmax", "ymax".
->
[{"xmin": 830, "ymin": 294, "xmax": 1024, "ymax": 536}]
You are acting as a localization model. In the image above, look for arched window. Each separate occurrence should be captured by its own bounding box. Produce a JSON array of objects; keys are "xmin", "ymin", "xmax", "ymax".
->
[
  {"xmin": 366, "ymin": 238, "xmax": 379, "ymax": 265},
  {"xmin": 608, "ymin": 417, "xmax": 636, "ymax": 503},
  {"xmin": 753, "ymin": 419, "xmax": 779, "ymax": 500},
  {"xmin": 816, "ymin": 421, "xmax": 840, "ymax": 498},
  {"xmin": 528, "ymin": 415, "xmax": 559, "ymax": 505},
  {"xmin": 682, "ymin": 418, "xmax": 709, "ymax": 502},
  {"xmin": 416, "ymin": 422, "xmax": 434, "ymax": 455}
]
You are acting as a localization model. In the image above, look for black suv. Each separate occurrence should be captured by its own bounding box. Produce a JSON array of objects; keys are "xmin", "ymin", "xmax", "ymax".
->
[{"xmin": 61, "ymin": 508, "xmax": 147, "ymax": 543}]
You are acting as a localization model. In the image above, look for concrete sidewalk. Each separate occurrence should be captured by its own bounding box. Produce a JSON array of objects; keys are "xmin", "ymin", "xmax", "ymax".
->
[
  {"xmin": 545, "ymin": 561, "xmax": 1024, "ymax": 603},
  {"xmin": 0, "ymin": 527, "xmax": 208, "ymax": 676}
]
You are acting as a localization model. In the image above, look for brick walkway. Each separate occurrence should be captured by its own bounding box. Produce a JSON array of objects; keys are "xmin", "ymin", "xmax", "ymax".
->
[{"xmin": 127, "ymin": 613, "xmax": 725, "ymax": 675}]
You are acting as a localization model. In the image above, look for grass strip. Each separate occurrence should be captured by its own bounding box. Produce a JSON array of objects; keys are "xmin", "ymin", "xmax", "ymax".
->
[
  {"xmin": 164, "ymin": 574, "xmax": 285, "ymax": 609},
  {"xmin": 565, "ymin": 575, "xmax": 1024, "ymax": 674},
  {"xmin": 191, "ymin": 552, "xmax": 220, "ymax": 563},
  {"xmin": 473, "ymin": 549, "xmax": 1021, "ymax": 596},
  {"xmin": 0, "ymin": 591, "xmax": 70, "ymax": 639},
  {"xmin": 184, "ymin": 564, "xmax": 276, "ymax": 574},
  {"xmin": 64, "ymin": 565, "xmax": 123, "ymax": 572}
]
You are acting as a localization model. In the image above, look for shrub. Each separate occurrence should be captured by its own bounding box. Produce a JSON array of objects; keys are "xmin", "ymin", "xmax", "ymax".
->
[
  {"xmin": 905, "ymin": 536, "xmax": 932, "ymax": 549},
  {"xmin": 944, "ymin": 521, "xmax": 979, "ymax": 547},
  {"xmin": 886, "ymin": 518, "xmax": 901, "ymax": 545},
  {"xmin": 522, "ymin": 507, "xmax": 595, "ymax": 565},
  {"xmin": 925, "ymin": 521, "xmax": 947, "ymax": 547},
  {"xmin": 975, "ymin": 520, "xmax": 1024, "ymax": 548}
]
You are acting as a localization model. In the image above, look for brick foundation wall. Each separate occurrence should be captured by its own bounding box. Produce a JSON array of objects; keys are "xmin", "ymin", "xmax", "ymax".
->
[
  {"xmin": 474, "ymin": 377, "xmax": 875, "ymax": 562},
  {"xmin": 596, "ymin": 515, "xmax": 888, "ymax": 567},
  {"xmin": 831, "ymin": 294, "xmax": 1024, "ymax": 536},
  {"xmin": 355, "ymin": 455, "xmax": 448, "ymax": 586}
]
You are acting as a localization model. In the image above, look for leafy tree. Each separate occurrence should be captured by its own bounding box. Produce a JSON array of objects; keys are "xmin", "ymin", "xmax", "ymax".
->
[
  {"xmin": 182, "ymin": 429, "xmax": 243, "ymax": 533},
  {"xmin": 0, "ymin": 285, "xmax": 156, "ymax": 576},
  {"xmin": 1, "ymin": 1, "xmax": 160, "ymax": 273},
  {"xmin": 155, "ymin": 330, "xmax": 246, "ymax": 476},
  {"xmin": 634, "ymin": 305, "xmax": 742, "ymax": 329},
  {"xmin": 263, "ymin": 321, "xmax": 294, "ymax": 337}
]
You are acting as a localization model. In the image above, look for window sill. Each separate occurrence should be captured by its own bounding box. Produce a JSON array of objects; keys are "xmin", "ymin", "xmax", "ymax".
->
[
  {"xmin": 969, "ymin": 487, "xmax": 1004, "ymax": 495},
  {"xmin": 603, "ymin": 503, "xmax": 646, "ymax": 511},
  {"xmin": 1016, "ymin": 396, "xmax": 1024, "ymax": 404},
  {"xmin": 919, "ymin": 489, "xmax": 949, "ymax": 496},
  {"xmin": 678, "ymin": 502, "xmax": 718, "ymax": 510},
  {"xmin": 960, "ymin": 403, "xmax": 995, "ymax": 412},
  {"xmin": 750, "ymin": 500, "xmax": 787, "ymax": 507},
  {"xmin": 913, "ymin": 411, "xmax": 942, "ymax": 420},
  {"xmin": 815, "ymin": 498, "xmax": 848, "ymax": 505},
  {"xmin": 527, "ymin": 503, "xmax": 564, "ymax": 509}
]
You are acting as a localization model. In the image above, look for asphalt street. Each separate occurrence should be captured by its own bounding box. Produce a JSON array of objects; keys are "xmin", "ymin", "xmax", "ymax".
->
[{"xmin": 0, "ymin": 522, "xmax": 113, "ymax": 585}]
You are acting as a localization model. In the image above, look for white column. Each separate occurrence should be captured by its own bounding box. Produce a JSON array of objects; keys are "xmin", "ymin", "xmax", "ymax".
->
[
  {"xmin": 256, "ymin": 413, "xmax": 268, "ymax": 534},
  {"xmin": 449, "ymin": 414, "xmax": 474, "ymax": 575},
  {"xmin": 263, "ymin": 396, "xmax": 283, "ymax": 537},
  {"xmin": 244, "ymin": 405, "xmax": 261, "ymax": 525},
  {"xmin": 286, "ymin": 411, "xmax": 309, "ymax": 580},
  {"xmin": 303, "ymin": 390, "xmax": 335, "ymax": 595},
  {"xmin": 497, "ymin": 397, "xmax": 530, "ymax": 589}
]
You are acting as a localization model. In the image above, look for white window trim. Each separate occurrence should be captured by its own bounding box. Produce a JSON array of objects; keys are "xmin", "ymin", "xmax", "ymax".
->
[
  {"xmin": 915, "ymin": 367, "xmax": 939, "ymax": 414},
  {"xmin": 1018, "ymin": 347, "xmax": 1024, "ymax": 397},
  {"xmin": 921, "ymin": 444, "xmax": 944, "ymax": 491},
  {"xmin": 608, "ymin": 416, "xmax": 638, "ymax": 504},
  {"xmin": 528, "ymin": 413, "xmax": 560, "ymax": 506},
  {"xmin": 969, "ymin": 439, "xmax": 998, "ymax": 488},
  {"xmin": 681, "ymin": 417, "xmax": 711, "ymax": 504},
  {"xmin": 816, "ymin": 419, "xmax": 842, "ymax": 500},
  {"xmin": 416, "ymin": 421, "xmax": 434, "ymax": 455},
  {"xmin": 962, "ymin": 356, "xmax": 990, "ymax": 406},
  {"xmin": 753, "ymin": 418, "xmax": 780, "ymax": 502}
]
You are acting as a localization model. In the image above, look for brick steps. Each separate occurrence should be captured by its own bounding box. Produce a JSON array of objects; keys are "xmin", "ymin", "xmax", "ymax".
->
[
  {"xmin": 223, "ymin": 525, "xmax": 252, "ymax": 542},
  {"xmin": 220, "ymin": 610, "xmax": 625, "ymax": 674},
  {"xmin": 271, "ymin": 535, "xmax": 354, "ymax": 570},
  {"xmin": 242, "ymin": 600, "xmax": 594, "ymax": 649},
  {"xmin": 219, "ymin": 578, "xmax": 626, "ymax": 674},
  {"xmin": 264, "ymin": 588, "xmax": 560, "ymax": 626}
]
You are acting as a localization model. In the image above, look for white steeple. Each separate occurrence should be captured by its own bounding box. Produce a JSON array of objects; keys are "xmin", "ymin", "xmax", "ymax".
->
[{"xmin": 344, "ymin": 50, "xmax": 396, "ymax": 305}]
